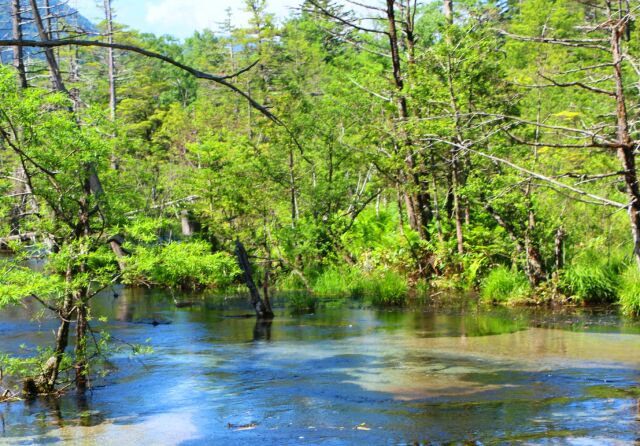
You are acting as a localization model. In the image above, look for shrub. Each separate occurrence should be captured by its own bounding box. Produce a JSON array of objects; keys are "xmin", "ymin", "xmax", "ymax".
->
[
  {"xmin": 481, "ymin": 266, "xmax": 531, "ymax": 303},
  {"xmin": 123, "ymin": 241, "xmax": 240, "ymax": 289}
]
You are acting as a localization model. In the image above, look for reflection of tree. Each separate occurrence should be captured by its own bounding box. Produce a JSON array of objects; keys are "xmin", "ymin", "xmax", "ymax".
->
[
  {"xmin": 116, "ymin": 292, "xmax": 135, "ymax": 322},
  {"xmin": 42, "ymin": 396, "xmax": 64, "ymax": 428},
  {"xmin": 253, "ymin": 320, "xmax": 272, "ymax": 342}
]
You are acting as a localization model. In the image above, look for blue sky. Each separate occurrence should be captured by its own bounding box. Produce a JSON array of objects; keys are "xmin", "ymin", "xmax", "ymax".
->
[{"xmin": 73, "ymin": 0, "xmax": 299, "ymax": 39}]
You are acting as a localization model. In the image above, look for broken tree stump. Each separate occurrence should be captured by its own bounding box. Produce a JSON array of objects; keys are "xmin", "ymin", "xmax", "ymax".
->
[{"xmin": 234, "ymin": 239, "xmax": 274, "ymax": 320}]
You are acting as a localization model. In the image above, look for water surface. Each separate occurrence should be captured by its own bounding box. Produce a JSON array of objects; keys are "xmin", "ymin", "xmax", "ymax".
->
[{"xmin": 1, "ymin": 289, "xmax": 640, "ymax": 445}]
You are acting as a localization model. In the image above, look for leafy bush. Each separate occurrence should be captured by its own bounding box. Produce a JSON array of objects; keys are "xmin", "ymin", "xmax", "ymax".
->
[
  {"xmin": 481, "ymin": 266, "xmax": 531, "ymax": 303},
  {"xmin": 123, "ymin": 241, "xmax": 240, "ymax": 289}
]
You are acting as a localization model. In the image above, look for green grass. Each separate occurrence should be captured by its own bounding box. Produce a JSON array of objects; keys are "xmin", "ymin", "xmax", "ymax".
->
[
  {"xmin": 480, "ymin": 266, "xmax": 531, "ymax": 303},
  {"xmin": 560, "ymin": 249, "xmax": 622, "ymax": 304},
  {"xmin": 360, "ymin": 270, "xmax": 409, "ymax": 306},
  {"xmin": 311, "ymin": 266, "xmax": 408, "ymax": 306},
  {"xmin": 619, "ymin": 265, "xmax": 640, "ymax": 315},
  {"xmin": 286, "ymin": 292, "xmax": 318, "ymax": 314}
]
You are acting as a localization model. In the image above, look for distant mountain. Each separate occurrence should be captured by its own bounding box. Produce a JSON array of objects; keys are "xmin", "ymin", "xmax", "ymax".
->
[{"xmin": 0, "ymin": 0, "xmax": 97, "ymax": 61}]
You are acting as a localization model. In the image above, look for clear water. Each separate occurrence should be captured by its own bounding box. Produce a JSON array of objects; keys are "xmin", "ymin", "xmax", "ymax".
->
[{"xmin": 1, "ymin": 288, "xmax": 640, "ymax": 445}]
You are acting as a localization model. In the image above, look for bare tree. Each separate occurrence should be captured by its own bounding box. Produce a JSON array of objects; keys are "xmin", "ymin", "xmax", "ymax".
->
[
  {"xmin": 11, "ymin": 0, "xmax": 28, "ymax": 88},
  {"xmin": 104, "ymin": 0, "xmax": 116, "ymax": 119}
]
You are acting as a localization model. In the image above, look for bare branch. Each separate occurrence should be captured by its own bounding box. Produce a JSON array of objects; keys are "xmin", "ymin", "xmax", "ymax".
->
[
  {"xmin": 304, "ymin": 0, "xmax": 389, "ymax": 35},
  {"xmin": 499, "ymin": 30, "xmax": 611, "ymax": 51},
  {"xmin": 537, "ymin": 72, "xmax": 616, "ymax": 97},
  {"xmin": 468, "ymin": 147, "xmax": 627, "ymax": 208}
]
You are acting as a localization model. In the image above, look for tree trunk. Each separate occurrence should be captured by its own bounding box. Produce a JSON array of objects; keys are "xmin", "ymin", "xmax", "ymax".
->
[
  {"xmin": 104, "ymin": 0, "xmax": 116, "ymax": 119},
  {"xmin": 11, "ymin": 0, "xmax": 28, "ymax": 89},
  {"xmin": 35, "ymin": 287, "xmax": 73, "ymax": 394},
  {"xmin": 180, "ymin": 210, "xmax": 194, "ymax": 236},
  {"xmin": 75, "ymin": 300, "xmax": 88, "ymax": 392},
  {"xmin": 555, "ymin": 226, "xmax": 565, "ymax": 271},
  {"xmin": 452, "ymin": 154, "xmax": 464, "ymax": 255},
  {"xmin": 523, "ymin": 184, "xmax": 544, "ymax": 286},
  {"xmin": 609, "ymin": 18, "xmax": 640, "ymax": 270},
  {"xmin": 289, "ymin": 148, "xmax": 298, "ymax": 226},
  {"xmin": 234, "ymin": 239, "xmax": 274, "ymax": 319},
  {"xmin": 443, "ymin": 0, "xmax": 453, "ymax": 24},
  {"xmin": 29, "ymin": 0, "xmax": 66, "ymax": 94},
  {"xmin": 386, "ymin": 0, "xmax": 431, "ymax": 240}
]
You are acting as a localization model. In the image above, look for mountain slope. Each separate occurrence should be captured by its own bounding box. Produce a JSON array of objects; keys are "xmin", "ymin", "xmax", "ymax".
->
[{"xmin": 0, "ymin": 0, "xmax": 96, "ymax": 40}]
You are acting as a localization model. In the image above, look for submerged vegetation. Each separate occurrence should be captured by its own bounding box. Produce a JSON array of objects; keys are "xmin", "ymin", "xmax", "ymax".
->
[{"xmin": 1, "ymin": 0, "xmax": 640, "ymax": 398}]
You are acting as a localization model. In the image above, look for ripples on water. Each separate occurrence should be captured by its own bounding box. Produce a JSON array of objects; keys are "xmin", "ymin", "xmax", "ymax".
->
[{"xmin": 1, "ymin": 288, "xmax": 640, "ymax": 445}]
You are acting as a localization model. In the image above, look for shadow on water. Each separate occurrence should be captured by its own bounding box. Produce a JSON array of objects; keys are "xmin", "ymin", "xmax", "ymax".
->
[{"xmin": 2, "ymin": 288, "xmax": 640, "ymax": 444}]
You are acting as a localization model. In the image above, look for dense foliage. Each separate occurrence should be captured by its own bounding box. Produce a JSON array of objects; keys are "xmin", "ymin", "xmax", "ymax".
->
[{"xmin": 1, "ymin": 0, "xmax": 640, "ymax": 395}]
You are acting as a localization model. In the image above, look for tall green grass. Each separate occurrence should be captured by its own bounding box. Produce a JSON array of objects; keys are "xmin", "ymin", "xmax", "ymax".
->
[
  {"xmin": 480, "ymin": 266, "xmax": 531, "ymax": 303},
  {"xmin": 286, "ymin": 292, "xmax": 318, "ymax": 314},
  {"xmin": 312, "ymin": 266, "xmax": 408, "ymax": 306},
  {"xmin": 619, "ymin": 265, "xmax": 640, "ymax": 315},
  {"xmin": 560, "ymin": 249, "xmax": 622, "ymax": 304}
]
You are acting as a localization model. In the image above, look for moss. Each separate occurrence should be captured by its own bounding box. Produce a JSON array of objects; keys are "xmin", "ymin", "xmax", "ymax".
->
[{"xmin": 585, "ymin": 385, "xmax": 640, "ymax": 399}]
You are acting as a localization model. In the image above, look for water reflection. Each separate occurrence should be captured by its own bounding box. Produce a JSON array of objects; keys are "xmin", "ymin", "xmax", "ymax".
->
[{"xmin": 1, "ymin": 288, "xmax": 640, "ymax": 444}]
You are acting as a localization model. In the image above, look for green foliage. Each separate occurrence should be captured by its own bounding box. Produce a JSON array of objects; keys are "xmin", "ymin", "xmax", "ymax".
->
[
  {"xmin": 0, "ymin": 260, "xmax": 63, "ymax": 306},
  {"xmin": 123, "ymin": 241, "xmax": 240, "ymax": 289},
  {"xmin": 481, "ymin": 266, "xmax": 532, "ymax": 303}
]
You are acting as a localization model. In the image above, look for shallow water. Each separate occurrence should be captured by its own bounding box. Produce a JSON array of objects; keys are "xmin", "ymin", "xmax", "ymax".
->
[{"xmin": 1, "ymin": 289, "xmax": 640, "ymax": 445}]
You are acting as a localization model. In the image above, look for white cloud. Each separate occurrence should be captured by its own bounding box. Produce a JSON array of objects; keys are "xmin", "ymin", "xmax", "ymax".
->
[
  {"xmin": 75, "ymin": 0, "xmax": 301, "ymax": 39},
  {"xmin": 145, "ymin": 0, "xmax": 240, "ymax": 32},
  {"xmin": 144, "ymin": 0, "xmax": 297, "ymax": 37}
]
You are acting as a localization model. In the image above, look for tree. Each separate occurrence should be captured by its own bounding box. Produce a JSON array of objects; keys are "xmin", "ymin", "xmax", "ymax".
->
[{"xmin": 503, "ymin": 0, "xmax": 640, "ymax": 269}]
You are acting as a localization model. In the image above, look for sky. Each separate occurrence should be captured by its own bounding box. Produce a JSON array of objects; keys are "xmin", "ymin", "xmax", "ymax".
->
[{"xmin": 73, "ymin": 0, "xmax": 300, "ymax": 39}]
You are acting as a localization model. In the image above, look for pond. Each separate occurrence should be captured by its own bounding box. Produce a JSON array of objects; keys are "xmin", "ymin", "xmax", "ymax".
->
[{"xmin": 1, "ymin": 289, "xmax": 640, "ymax": 445}]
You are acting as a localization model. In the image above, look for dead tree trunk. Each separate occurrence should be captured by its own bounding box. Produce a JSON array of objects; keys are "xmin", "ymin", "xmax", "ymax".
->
[
  {"xmin": 443, "ymin": 0, "xmax": 453, "ymax": 24},
  {"xmin": 11, "ymin": 0, "xmax": 27, "ymax": 89},
  {"xmin": 180, "ymin": 210, "xmax": 194, "ymax": 236},
  {"xmin": 103, "ymin": 0, "xmax": 116, "ymax": 119},
  {"xmin": 28, "ymin": 0, "xmax": 66, "ymax": 94},
  {"xmin": 234, "ymin": 239, "xmax": 274, "ymax": 319},
  {"xmin": 386, "ymin": 0, "xmax": 432, "ymax": 241},
  {"xmin": 609, "ymin": 8, "xmax": 640, "ymax": 269},
  {"xmin": 555, "ymin": 226, "xmax": 565, "ymax": 271}
]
